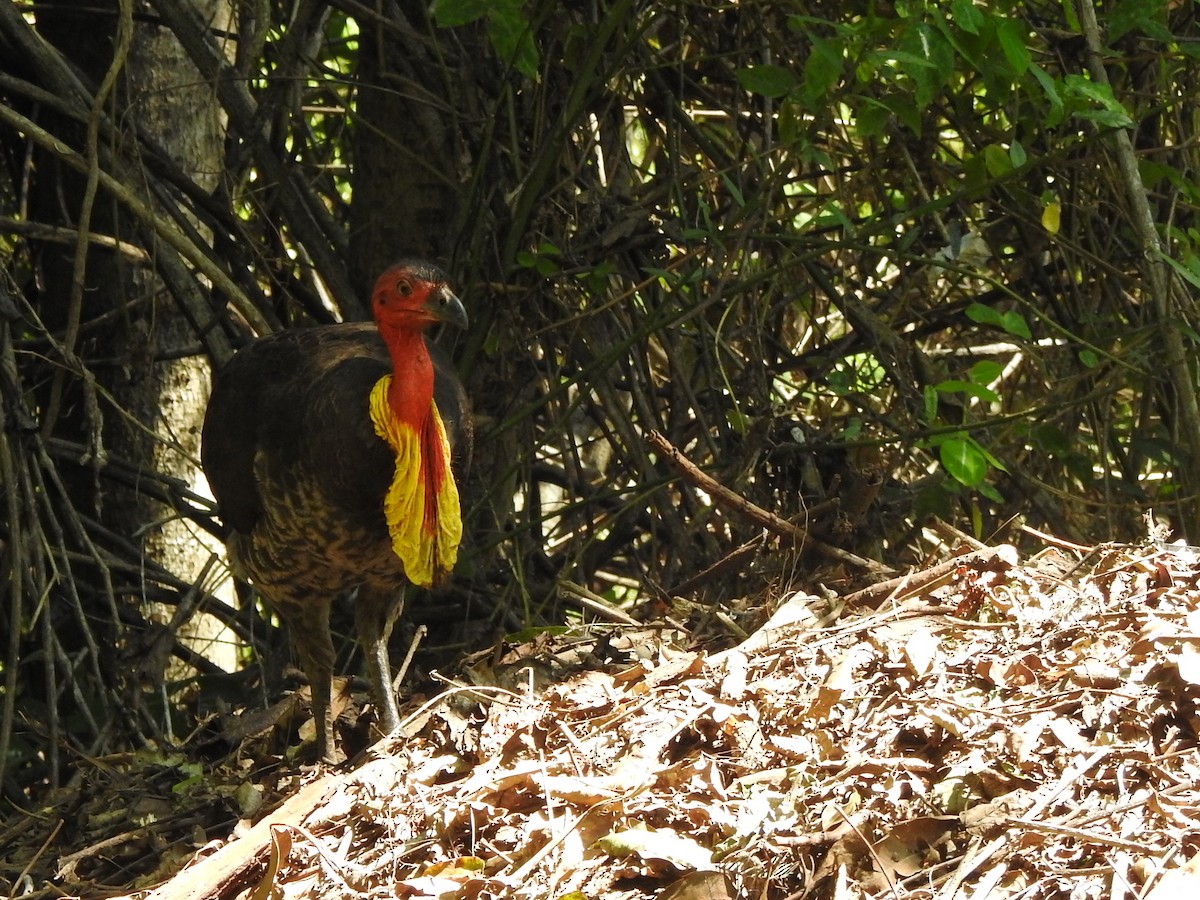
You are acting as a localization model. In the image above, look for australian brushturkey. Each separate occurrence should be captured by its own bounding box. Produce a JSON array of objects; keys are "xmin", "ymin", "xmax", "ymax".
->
[{"xmin": 201, "ymin": 260, "xmax": 471, "ymax": 762}]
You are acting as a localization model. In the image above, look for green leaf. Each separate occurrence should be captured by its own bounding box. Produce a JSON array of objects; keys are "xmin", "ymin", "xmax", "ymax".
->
[
  {"xmin": 839, "ymin": 417, "xmax": 863, "ymax": 440},
  {"xmin": 950, "ymin": 0, "xmax": 986, "ymax": 34},
  {"xmin": 516, "ymin": 246, "xmax": 559, "ymax": 275},
  {"xmin": 778, "ymin": 100, "xmax": 801, "ymax": 145},
  {"xmin": 431, "ymin": 0, "xmax": 492, "ymax": 27},
  {"xmin": 1074, "ymin": 107, "xmax": 1136, "ymax": 129},
  {"xmin": 800, "ymin": 36, "xmax": 843, "ymax": 106},
  {"xmin": 968, "ymin": 360, "xmax": 1003, "ymax": 384},
  {"xmin": 1159, "ymin": 248, "xmax": 1200, "ymax": 290},
  {"xmin": 923, "ymin": 384, "xmax": 939, "ymax": 423},
  {"xmin": 897, "ymin": 22, "xmax": 955, "ymax": 109},
  {"xmin": 934, "ymin": 379, "xmax": 999, "ymax": 403},
  {"xmin": 1109, "ymin": 0, "xmax": 1169, "ymax": 42},
  {"xmin": 1032, "ymin": 423, "xmax": 1071, "ymax": 455},
  {"xmin": 965, "ymin": 303, "xmax": 1032, "ymax": 340},
  {"xmin": 726, "ymin": 406, "xmax": 749, "ymax": 434},
  {"xmin": 1042, "ymin": 200, "xmax": 1061, "ymax": 235},
  {"xmin": 854, "ymin": 97, "xmax": 891, "ymax": 137},
  {"xmin": 737, "ymin": 64, "xmax": 798, "ymax": 98},
  {"xmin": 487, "ymin": 6, "xmax": 539, "ymax": 78},
  {"xmin": 940, "ymin": 436, "xmax": 988, "ymax": 487},
  {"xmin": 978, "ymin": 483, "xmax": 1003, "ymax": 503},
  {"xmin": 974, "ymin": 440, "xmax": 1008, "ymax": 473},
  {"xmin": 995, "ymin": 17, "xmax": 1031, "ymax": 76},
  {"xmin": 885, "ymin": 93, "xmax": 923, "ymax": 133},
  {"xmin": 432, "ymin": 0, "xmax": 537, "ymax": 78},
  {"xmin": 983, "ymin": 144, "xmax": 1012, "ymax": 178},
  {"xmin": 1061, "ymin": 0, "xmax": 1082, "ymax": 32},
  {"xmin": 1008, "ymin": 140, "xmax": 1027, "ymax": 168},
  {"xmin": 721, "ymin": 174, "xmax": 745, "ymax": 208},
  {"xmin": 965, "ymin": 302, "xmax": 1003, "ymax": 328},
  {"xmin": 1028, "ymin": 64, "xmax": 1065, "ymax": 127},
  {"xmin": 999, "ymin": 311, "xmax": 1032, "ymax": 340},
  {"xmin": 1063, "ymin": 75, "xmax": 1134, "ymax": 128},
  {"xmin": 1078, "ymin": 348, "xmax": 1100, "ymax": 368},
  {"xmin": 504, "ymin": 624, "xmax": 571, "ymax": 643}
]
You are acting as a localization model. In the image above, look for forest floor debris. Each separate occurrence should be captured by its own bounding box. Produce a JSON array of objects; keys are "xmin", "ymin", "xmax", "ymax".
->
[{"xmin": 4, "ymin": 534, "xmax": 1200, "ymax": 898}]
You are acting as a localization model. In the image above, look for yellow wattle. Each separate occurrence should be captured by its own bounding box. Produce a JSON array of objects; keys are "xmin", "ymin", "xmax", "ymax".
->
[{"xmin": 369, "ymin": 376, "xmax": 462, "ymax": 588}]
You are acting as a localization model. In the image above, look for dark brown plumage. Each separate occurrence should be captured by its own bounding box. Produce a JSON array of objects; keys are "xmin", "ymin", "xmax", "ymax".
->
[{"xmin": 201, "ymin": 261, "xmax": 471, "ymax": 761}]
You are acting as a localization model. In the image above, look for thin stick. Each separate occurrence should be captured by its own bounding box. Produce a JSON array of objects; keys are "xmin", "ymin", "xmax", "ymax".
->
[
  {"xmin": 645, "ymin": 430, "xmax": 892, "ymax": 575},
  {"xmin": 841, "ymin": 546, "xmax": 1017, "ymax": 609}
]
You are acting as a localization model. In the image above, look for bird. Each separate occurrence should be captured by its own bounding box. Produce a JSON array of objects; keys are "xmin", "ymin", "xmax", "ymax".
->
[{"xmin": 201, "ymin": 260, "xmax": 471, "ymax": 762}]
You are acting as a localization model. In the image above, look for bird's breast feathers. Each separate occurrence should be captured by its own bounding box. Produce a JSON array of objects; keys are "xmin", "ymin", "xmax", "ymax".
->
[{"xmin": 368, "ymin": 375, "xmax": 462, "ymax": 587}]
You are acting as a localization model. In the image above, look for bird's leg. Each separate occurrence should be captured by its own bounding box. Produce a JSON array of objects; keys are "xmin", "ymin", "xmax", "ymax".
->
[
  {"xmin": 355, "ymin": 583, "xmax": 405, "ymax": 735},
  {"xmin": 284, "ymin": 597, "xmax": 338, "ymax": 763}
]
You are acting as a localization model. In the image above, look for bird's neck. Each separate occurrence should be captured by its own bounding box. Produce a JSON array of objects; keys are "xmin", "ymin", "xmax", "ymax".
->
[
  {"xmin": 370, "ymin": 325, "xmax": 461, "ymax": 588},
  {"xmin": 380, "ymin": 328, "xmax": 435, "ymax": 426}
]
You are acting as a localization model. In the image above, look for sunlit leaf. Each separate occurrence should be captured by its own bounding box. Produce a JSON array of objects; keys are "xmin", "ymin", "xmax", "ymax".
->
[
  {"xmin": 1064, "ymin": 75, "xmax": 1134, "ymax": 128},
  {"xmin": 595, "ymin": 829, "xmax": 715, "ymax": 871},
  {"xmin": 940, "ymin": 437, "xmax": 988, "ymax": 487},
  {"xmin": 1042, "ymin": 200, "xmax": 1061, "ymax": 235},
  {"xmin": 904, "ymin": 628, "xmax": 940, "ymax": 677}
]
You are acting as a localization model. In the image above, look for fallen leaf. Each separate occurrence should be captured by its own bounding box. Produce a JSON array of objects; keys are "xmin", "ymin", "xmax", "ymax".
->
[
  {"xmin": 903, "ymin": 627, "xmax": 941, "ymax": 677},
  {"xmin": 1175, "ymin": 642, "xmax": 1200, "ymax": 686},
  {"xmin": 595, "ymin": 828, "xmax": 715, "ymax": 871},
  {"xmin": 658, "ymin": 869, "xmax": 737, "ymax": 900}
]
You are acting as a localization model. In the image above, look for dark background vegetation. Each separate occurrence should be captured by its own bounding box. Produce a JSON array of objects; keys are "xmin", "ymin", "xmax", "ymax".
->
[{"xmin": 2, "ymin": 0, "xmax": 1198, "ymax": 798}]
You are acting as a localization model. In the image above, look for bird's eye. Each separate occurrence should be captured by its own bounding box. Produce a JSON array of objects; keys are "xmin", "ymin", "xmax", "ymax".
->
[{"xmin": 396, "ymin": 278, "xmax": 413, "ymax": 296}]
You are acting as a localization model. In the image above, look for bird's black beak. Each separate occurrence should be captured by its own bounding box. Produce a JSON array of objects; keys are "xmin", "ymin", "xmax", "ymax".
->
[{"xmin": 425, "ymin": 285, "xmax": 469, "ymax": 329}]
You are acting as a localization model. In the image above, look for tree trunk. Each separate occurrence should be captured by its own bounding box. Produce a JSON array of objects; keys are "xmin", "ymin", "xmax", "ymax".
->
[
  {"xmin": 349, "ymin": 1, "xmax": 462, "ymax": 287},
  {"xmin": 32, "ymin": 0, "xmax": 235, "ymax": 677}
]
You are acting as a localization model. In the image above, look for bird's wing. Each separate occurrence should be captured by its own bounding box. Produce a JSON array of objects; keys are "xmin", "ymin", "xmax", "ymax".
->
[{"xmin": 202, "ymin": 324, "xmax": 389, "ymax": 535}]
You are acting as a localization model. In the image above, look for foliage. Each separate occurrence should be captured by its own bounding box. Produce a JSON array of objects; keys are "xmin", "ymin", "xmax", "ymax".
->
[{"xmin": 1, "ymin": 0, "xmax": 1199, "ymax": 798}]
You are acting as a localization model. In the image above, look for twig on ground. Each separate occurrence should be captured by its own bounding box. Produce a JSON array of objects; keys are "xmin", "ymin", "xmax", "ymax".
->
[{"xmin": 645, "ymin": 430, "xmax": 892, "ymax": 576}]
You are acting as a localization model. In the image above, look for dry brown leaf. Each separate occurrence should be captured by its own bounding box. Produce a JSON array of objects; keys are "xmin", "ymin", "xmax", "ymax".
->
[
  {"xmin": 90, "ymin": 537, "xmax": 1200, "ymax": 900},
  {"xmin": 975, "ymin": 653, "xmax": 1043, "ymax": 688},
  {"xmin": 657, "ymin": 869, "xmax": 738, "ymax": 900},
  {"xmin": 961, "ymin": 788, "xmax": 1037, "ymax": 837}
]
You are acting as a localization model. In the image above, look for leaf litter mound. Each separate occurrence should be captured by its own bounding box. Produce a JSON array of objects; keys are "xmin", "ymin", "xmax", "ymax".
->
[{"xmin": 14, "ymin": 534, "xmax": 1200, "ymax": 899}]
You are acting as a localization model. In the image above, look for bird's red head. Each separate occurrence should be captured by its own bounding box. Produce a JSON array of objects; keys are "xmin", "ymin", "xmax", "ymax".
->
[{"xmin": 371, "ymin": 261, "xmax": 469, "ymax": 334}]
